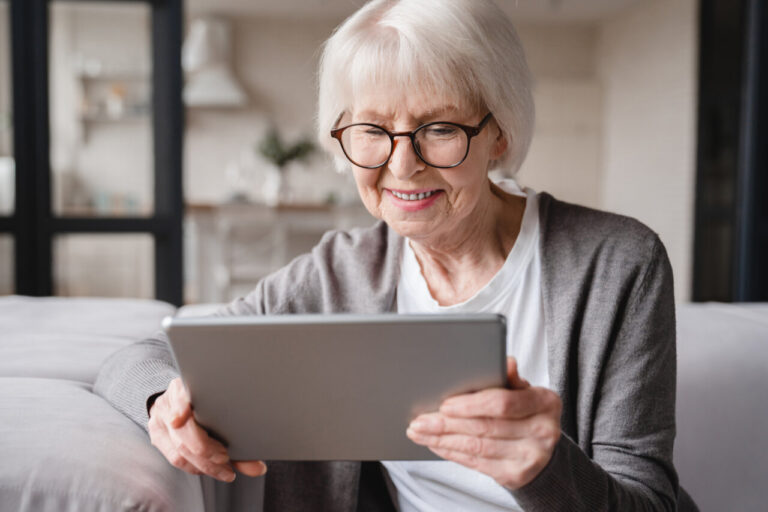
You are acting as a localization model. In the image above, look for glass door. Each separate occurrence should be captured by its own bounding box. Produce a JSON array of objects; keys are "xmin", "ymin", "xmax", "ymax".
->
[
  {"xmin": 7, "ymin": 0, "xmax": 183, "ymax": 304},
  {"xmin": 49, "ymin": 2, "xmax": 156, "ymax": 298}
]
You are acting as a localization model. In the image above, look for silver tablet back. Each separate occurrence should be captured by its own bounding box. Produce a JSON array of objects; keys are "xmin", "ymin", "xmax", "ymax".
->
[{"xmin": 164, "ymin": 313, "xmax": 506, "ymax": 460}]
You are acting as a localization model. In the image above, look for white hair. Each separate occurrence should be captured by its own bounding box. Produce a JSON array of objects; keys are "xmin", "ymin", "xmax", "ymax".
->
[{"xmin": 317, "ymin": 0, "xmax": 535, "ymax": 176}]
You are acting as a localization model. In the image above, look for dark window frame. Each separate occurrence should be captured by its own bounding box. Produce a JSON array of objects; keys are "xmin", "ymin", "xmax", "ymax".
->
[
  {"xmin": 694, "ymin": 0, "xmax": 768, "ymax": 302},
  {"xmin": 3, "ymin": 0, "xmax": 183, "ymax": 305}
]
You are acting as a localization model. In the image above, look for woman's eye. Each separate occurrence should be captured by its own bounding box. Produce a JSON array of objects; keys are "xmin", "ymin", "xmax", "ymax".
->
[
  {"xmin": 350, "ymin": 126, "xmax": 387, "ymax": 140},
  {"xmin": 424, "ymin": 125, "xmax": 459, "ymax": 137},
  {"xmin": 351, "ymin": 126, "xmax": 386, "ymax": 138}
]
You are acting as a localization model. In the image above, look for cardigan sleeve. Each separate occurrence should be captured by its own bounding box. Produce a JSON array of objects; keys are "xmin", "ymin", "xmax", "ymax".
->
[
  {"xmin": 93, "ymin": 277, "xmax": 274, "ymax": 432},
  {"xmin": 511, "ymin": 236, "xmax": 679, "ymax": 511}
]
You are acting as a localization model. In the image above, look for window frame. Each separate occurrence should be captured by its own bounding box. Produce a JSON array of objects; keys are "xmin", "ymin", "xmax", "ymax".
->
[{"xmin": 4, "ymin": 0, "xmax": 183, "ymax": 305}]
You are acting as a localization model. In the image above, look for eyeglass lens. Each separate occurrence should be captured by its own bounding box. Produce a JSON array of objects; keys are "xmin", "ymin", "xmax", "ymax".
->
[{"xmin": 340, "ymin": 123, "xmax": 470, "ymax": 168}]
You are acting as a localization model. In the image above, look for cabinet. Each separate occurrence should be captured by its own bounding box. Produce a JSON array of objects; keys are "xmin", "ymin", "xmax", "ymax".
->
[
  {"xmin": 76, "ymin": 71, "xmax": 151, "ymax": 139},
  {"xmin": 186, "ymin": 203, "xmax": 375, "ymax": 303}
]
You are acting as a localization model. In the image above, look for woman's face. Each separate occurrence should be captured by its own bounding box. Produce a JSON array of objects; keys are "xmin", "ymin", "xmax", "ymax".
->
[{"xmin": 346, "ymin": 90, "xmax": 507, "ymax": 243}]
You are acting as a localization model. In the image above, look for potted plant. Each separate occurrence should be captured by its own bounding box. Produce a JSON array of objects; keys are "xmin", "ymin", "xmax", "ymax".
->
[{"xmin": 258, "ymin": 128, "xmax": 315, "ymax": 205}]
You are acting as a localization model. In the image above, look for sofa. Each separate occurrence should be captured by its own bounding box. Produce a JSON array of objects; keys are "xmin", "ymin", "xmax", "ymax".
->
[{"xmin": 1, "ymin": 295, "xmax": 766, "ymax": 511}]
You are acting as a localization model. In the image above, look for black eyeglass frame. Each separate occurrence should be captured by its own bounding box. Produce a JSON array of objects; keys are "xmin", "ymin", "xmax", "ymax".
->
[{"xmin": 330, "ymin": 112, "xmax": 494, "ymax": 169}]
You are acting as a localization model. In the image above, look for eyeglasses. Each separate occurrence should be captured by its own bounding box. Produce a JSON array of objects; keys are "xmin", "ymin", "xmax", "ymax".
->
[{"xmin": 330, "ymin": 113, "xmax": 494, "ymax": 169}]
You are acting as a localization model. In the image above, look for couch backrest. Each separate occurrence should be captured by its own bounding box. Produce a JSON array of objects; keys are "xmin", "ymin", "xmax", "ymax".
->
[{"xmin": 675, "ymin": 303, "xmax": 768, "ymax": 511}]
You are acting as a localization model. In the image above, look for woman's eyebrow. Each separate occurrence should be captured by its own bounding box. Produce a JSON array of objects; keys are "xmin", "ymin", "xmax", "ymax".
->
[
  {"xmin": 354, "ymin": 109, "xmax": 393, "ymax": 122},
  {"xmin": 423, "ymin": 106, "xmax": 459, "ymax": 116},
  {"xmin": 354, "ymin": 106, "xmax": 462, "ymax": 123},
  {"xmin": 418, "ymin": 106, "xmax": 462, "ymax": 122}
]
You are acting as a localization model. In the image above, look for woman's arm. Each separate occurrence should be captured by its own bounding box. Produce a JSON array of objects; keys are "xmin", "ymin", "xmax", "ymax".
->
[
  {"xmin": 92, "ymin": 279, "xmax": 272, "ymax": 481},
  {"xmin": 518, "ymin": 237, "xmax": 679, "ymax": 511},
  {"xmin": 409, "ymin": 236, "xmax": 678, "ymax": 511}
]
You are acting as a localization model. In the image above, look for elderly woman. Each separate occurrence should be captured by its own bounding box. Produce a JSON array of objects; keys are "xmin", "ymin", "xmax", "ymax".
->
[{"xmin": 96, "ymin": 0, "xmax": 694, "ymax": 510}]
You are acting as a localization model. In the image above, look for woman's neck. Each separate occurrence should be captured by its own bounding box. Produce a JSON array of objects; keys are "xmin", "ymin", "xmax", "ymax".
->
[{"xmin": 409, "ymin": 182, "xmax": 526, "ymax": 306}]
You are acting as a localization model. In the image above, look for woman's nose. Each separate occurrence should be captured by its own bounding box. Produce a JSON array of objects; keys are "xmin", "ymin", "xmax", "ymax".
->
[{"xmin": 387, "ymin": 136, "xmax": 424, "ymax": 179}]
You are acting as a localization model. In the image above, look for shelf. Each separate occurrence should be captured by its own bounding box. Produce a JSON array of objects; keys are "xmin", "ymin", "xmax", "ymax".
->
[
  {"xmin": 79, "ymin": 113, "xmax": 149, "ymax": 123},
  {"xmin": 76, "ymin": 72, "xmax": 150, "ymax": 82}
]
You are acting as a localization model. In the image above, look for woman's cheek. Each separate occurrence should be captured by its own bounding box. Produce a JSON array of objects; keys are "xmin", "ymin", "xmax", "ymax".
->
[{"xmin": 352, "ymin": 168, "xmax": 384, "ymax": 217}]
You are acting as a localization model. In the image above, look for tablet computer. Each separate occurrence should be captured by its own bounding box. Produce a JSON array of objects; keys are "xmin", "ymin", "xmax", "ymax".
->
[{"xmin": 163, "ymin": 313, "xmax": 507, "ymax": 460}]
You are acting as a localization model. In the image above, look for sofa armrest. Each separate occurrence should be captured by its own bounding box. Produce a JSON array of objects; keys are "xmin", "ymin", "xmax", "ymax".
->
[
  {"xmin": 0, "ymin": 377, "xmax": 204, "ymax": 512},
  {"xmin": 675, "ymin": 303, "xmax": 768, "ymax": 510}
]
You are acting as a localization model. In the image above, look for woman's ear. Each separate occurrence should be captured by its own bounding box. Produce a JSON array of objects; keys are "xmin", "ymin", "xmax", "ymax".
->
[{"xmin": 491, "ymin": 129, "xmax": 509, "ymax": 160}]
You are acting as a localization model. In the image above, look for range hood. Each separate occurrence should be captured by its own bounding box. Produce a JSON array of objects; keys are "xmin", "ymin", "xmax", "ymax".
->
[{"xmin": 183, "ymin": 16, "xmax": 247, "ymax": 107}]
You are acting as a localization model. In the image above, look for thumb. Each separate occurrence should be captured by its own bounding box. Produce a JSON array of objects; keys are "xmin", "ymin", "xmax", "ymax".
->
[
  {"xmin": 233, "ymin": 460, "xmax": 268, "ymax": 477},
  {"xmin": 169, "ymin": 400, "xmax": 193, "ymax": 429},
  {"xmin": 507, "ymin": 356, "xmax": 530, "ymax": 389}
]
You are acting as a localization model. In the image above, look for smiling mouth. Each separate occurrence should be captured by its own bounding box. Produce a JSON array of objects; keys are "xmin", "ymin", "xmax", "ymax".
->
[{"xmin": 390, "ymin": 190, "xmax": 439, "ymax": 201}]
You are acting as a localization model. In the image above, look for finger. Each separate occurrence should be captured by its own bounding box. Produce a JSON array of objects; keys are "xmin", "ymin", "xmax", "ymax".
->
[
  {"xmin": 149, "ymin": 404, "xmax": 230, "ymax": 479},
  {"xmin": 431, "ymin": 446, "xmax": 482, "ymax": 469},
  {"xmin": 170, "ymin": 402, "xmax": 192, "ymax": 429},
  {"xmin": 168, "ymin": 417, "xmax": 227, "ymax": 458},
  {"xmin": 159, "ymin": 384, "xmax": 228, "ymax": 458},
  {"xmin": 150, "ymin": 383, "xmax": 181, "ymax": 426},
  {"xmin": 168, "ymin": 379, "xmax": 193, "ymax": 428},
  {"xmin": 407, "ymin": 430, "xmax": 511, "ymax": 460},
  {"xmin": 150, "ymin": 390, "xmax": 171, "ymax": 421},
  {"xmin": 506, "ymin": 357, "xmax": 530, "ymax": 390},
  {"xmin": 150, "ymin": 426, "xmax": 203, "ymax": 475},
  {"xmin": 166, "ymin": 450, "xmax": 203, "ymax": 475},
  {"xmin": 429, "ymin": 446, "xmax": 545, "ymax": 491},
  {"xmin": 233, "ymin": 460, "xmax": 268, "ymax": 477},
  {"xmin": 176, "ymin": 444, "xmax": 236, "ymax": 482},
  {"xmin": 409, "ymin": 412, "xmax": 532, "ymax": 439},
  {"xmin": 428, "ymin": 446, "xmax": 521, "ymax": 487},
  {"xmin": 440, "ymin": 387, "xmax": 551, "ymax": 419}
]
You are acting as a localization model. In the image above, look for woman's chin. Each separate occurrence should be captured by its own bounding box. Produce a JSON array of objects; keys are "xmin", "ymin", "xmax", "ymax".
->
[
  {"xmin": 362, "ymin": 195, "xmax": 449, "ymax": 240},
  {"xmin": 383, "ymin": 217, "xmax": 441, "ymax": 241}
]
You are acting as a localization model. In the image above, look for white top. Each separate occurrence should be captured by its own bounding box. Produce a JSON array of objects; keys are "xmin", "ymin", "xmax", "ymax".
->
[{"xmin": 383, "ymin": 180, "xmax": 549, "ymax": 512}]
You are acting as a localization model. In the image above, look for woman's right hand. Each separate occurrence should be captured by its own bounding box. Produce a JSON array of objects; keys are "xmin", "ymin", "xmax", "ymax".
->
[{"xmin": 148, "ymin": 378, "xmax": 267, "ymax": 482}]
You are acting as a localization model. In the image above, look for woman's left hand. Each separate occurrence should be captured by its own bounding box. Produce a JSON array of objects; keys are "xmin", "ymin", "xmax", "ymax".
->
[{"xmin": 406, "ymin": 357, "xmax": 562, "ymax": 490}]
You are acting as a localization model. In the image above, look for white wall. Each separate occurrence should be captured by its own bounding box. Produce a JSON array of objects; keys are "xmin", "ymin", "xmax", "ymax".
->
[
  {"xmin": 597, "ymin": 0, "xmax": 698, "ymax": 302},
  {"xmin": 185, "ymin": 19, "xmax": 605, "ymax": 210},
  {"xmin": 516, "ymin": 24, "xmax": 603, "ymax": 209},
  {"xmin": 184, "ymin": 15, "xmax": 358, "ymax": 206}
]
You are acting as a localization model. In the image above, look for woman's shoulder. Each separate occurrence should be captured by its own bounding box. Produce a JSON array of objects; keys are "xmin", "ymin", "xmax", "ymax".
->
[
  {"xmin": 538, "ymin": 191, "xmax": 666, "ymax": 263},
  {"xmin": 255, "ymin": 220, "xmax": 403, "ymax": 314},
  {"xmin": 313, "ymin": 219, "xmax": 401, "ymax": 259}
]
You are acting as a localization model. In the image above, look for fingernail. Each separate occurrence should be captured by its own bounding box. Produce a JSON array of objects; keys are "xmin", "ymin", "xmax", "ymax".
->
[
  {"xmin": 439, "ymin": 402, "xmax": 458, "ymax": 414},
  {"xmin": 409, "ymin": 418, "xmax": 426, "ymax": 431},
  {"xmin": 217, "ymin": 470, "xmax": 236, "ymax": 482},
  {"xmin": 406, "ymin": 427, "xmax": 426, "ymax": 443},
  {"xmin": 211, "ymin": 453, "xmax": 229, "ymax": 464},
  {"xmin": 257, "ymin": 461, "xmax": 268, "ymax": 475},
  {"xmin": 410, "ymin": 416, "xmax": 438, "ymax": 432}
]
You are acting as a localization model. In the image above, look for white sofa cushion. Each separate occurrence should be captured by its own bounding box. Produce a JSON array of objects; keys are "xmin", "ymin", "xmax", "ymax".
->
[
  {"xmin": 0, "ymin": 296, "xmax": 174, "ymax": 383},
  {"xmin": 675, "ymin": 303, "xmax": 768, "ymax": 511},
  {"xmin": 0, "ymin": 377, "xmax": 204, "ymax": 512}
]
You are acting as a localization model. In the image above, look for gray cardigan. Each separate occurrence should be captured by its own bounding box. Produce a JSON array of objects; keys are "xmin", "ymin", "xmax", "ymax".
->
[{"xmin": 95, "ymin": 193, "xmax": 683, "ymax": 511}]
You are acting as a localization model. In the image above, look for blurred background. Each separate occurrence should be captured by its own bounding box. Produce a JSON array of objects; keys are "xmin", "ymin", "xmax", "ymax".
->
[{"xmin": 0, "ymin": 0, "xmax": 765, "ymax": 305}]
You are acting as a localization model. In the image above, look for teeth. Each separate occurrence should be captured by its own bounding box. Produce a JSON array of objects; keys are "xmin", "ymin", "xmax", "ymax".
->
[{"xmin": 393, "ymin": 190, "xmax": 436, "ymax": 201}]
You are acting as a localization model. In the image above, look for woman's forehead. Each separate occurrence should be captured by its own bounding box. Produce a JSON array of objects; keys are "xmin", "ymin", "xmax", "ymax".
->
[{"xmin": 350, "ymin": 90, "xmax": 475, "ymax": 121}]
